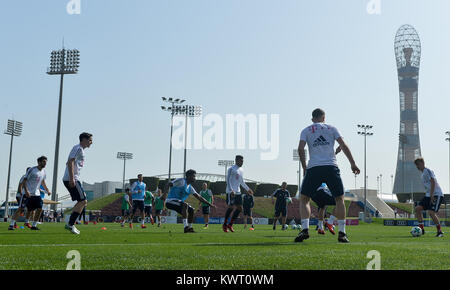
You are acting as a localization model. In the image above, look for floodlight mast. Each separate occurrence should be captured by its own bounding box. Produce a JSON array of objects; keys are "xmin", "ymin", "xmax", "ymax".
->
[
  {"xmin": 357, "ymin": 124, "xmax": 374, "ymax": 222},
  {"xmin": 161, "ymin": 97, "xmax": 186, "ymax": 181},
  {"xmin": 218, "ymin": 160, "xmax": 235, "ymax": 181},
  {"xmin": 117, "ymin": 152, "xmax": 133, "ymax": 192},
  {"xmin": 3, "ymin": 120, "xmax": 23, "ymax": 220},
  {"xmin": 47, "ymin": 48, "xmax": 80, "ymax": 211}
]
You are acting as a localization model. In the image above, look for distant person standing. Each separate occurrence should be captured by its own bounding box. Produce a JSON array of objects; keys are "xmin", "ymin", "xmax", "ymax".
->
[
  {"xmin": 154, "ymin": 189, "xmax": 165, "ymax": 227},
  {"xmin": 295, "ymin": 109, "xmax": 360, "ymax": 243},
  {"xmin": 272, "ymin": 182, "xmax": 291, "ymax": 231},
  {"xmin": 414, "ymin": 158, "xmax": 444, "ymax": 237},
  {"xmin": 63, "ymin": 132, "xmax": 93, "ymax": 235},
  {"xmin": 121, "ymin": 188, "xmax": 132, "ymax": 227},
  {"xmin": 130, "ymin": 174, "xmax": 147, "ymax": 229},
  {"xmin": 242, "ymin": 193, "xmax": 255, "ymax": 231},
  {"xmin": 198, "ymin": 183, "xmax": 214, "ymax": 229},
  {"xmin": 222, "ymin": 155, "xmax": 254, "ymax": 233}
]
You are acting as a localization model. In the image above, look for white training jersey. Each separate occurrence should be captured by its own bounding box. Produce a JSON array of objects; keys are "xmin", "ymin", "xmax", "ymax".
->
[
  {"xmin": 300, "ymin": 123, "xmax": 341, "ymax": 169},
  {"xmin": 24, "ymin": 167, "xmax": 46, "ymax": 197},
  {"xmin": 63, "ymin": 144, "xmax": 85, "ymax": 181},
  {"xmin": 421, "ymin": 168, "xmax": 443, "ymax": 197},
  {"xmin": 226, "ymin": 165, "xmax": 250, "ymax": 195}
]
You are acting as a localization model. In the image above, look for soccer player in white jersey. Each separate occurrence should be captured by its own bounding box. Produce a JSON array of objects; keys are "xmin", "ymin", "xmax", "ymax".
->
[
  {"xmin": 8, "ymin": 167, "xmax": 31, "ymax": 230},
  {"xmin": 19, "ymin": 156, "xmax": 51, "ymax": 230},
  {"xmin": 414, "ymin": 158, "xmax": 444, "ymax": 237},
  {"xmin": 222, "ymin": 155, "xmax": 254, "ymax": 233},
  {"xmin": 296, "ymin": 109, "xmax": 360, "ymax": 243},
  {"xmin": 163, "ymin": 169, "xmax": 214, "ymax": 233},
  {"xmin": 63, "ymin": 132, "xmax": 92, "ymax": 235}
]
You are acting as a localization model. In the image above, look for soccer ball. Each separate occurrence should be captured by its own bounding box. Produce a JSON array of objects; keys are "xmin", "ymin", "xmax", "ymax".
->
[
  {"xmin": 410, "ymin": 226, "xmax": 422, "ymax": 237},
  {"xmin": 286, "ymin": 197, "xmax": 292, "ymax": 204},
  {"xmin": 291, "ymin": 224, "xmax": 298, "ymax": 230}
]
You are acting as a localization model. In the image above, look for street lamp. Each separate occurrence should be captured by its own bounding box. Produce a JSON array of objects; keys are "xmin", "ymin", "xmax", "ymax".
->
[
  {"xmin": 47, "ymin": 48, "xmax": 80, "ymax": 210},
  {"xmin": 218, "ymin": 160, "xmax": 235, "ymax": 182},
  {"xmin": 161, "ymin": 97, "xmax": 186, "ymax": 181},
  {"xmin": 293, "ymin": 148, "xmax": 307, "ymax": 195},
  {"xmin": 358, "ymin": 124, "xmax": 373, "ymax": 222},
  {"xmin": 180, "ymin": 105, "xmax": 202, "ymax": 176},
  {"xmin": 4, "ymin": 119, "xmax": 23, "ymax": 220},
  {"xmin": 117, "ymin": 152, "xmax": 133, "ymax": 192}
]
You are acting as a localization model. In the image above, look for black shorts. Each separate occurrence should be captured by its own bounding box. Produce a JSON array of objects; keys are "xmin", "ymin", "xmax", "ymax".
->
[
  {"xmin": 301, "ymin": 166, "xmax": 344, "ymax": 198},
  {"xmin": 243, "ymin": 207, "xmax": 252, "ymax": 216},
  {"xmin": 63, "ymin": 180, "xmax": 87, "ymax": 202},
  {"xmin": 155, "ymin": 209, "xmax": 162, "ymax": 215},
  {"xmin": 202, "ymin": 206, "xmax": 210, "ymax": 215},
  {"xmin": 132, "ymin": 200, "xmax": 145, "ymax": 214},
  {"xmin": 311, "ymin": 189, "xmax": 336, "ymax": 209},
  {"xmin": 275, "ymin": 206, "xmax": 287, "ymax": 217},
  {"xmin": 26, "ymin": 196, "xmax": 43, "ymax": 211},
  {"xmin": 144, "ymin": 205, "xmax": 152, "ymax": 216},
  {"xmin": 16, "ymin": 195, "xmax": 27, "ymax": 209},
  {"xmin": 165, "ymin": 199, "xmax": 193, "ymax": 214},
  {"xmin": 226, "ymin": 193, "xmax": 243, "ymax": 206},
  {"xmin": 121, "ymin": 209, "xmax": 130, "ymax": 216},
  {"xmin": 419, "ymin": 196, "xmax": 443, "ymax": 212}
]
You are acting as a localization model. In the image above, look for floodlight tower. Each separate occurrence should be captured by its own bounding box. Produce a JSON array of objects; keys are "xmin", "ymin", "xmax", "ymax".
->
[
  {"xmin": 218, "ymin": 160, "xmax": 235, "ymax": 181},
  {"xmin": 181, "ymin": 105, "xmax": 202, "ymax": 176},
  {"xmin": 393, "ymin": 25, "xmax": 425, "ymax": 202},
  {"xmin": 161, "ymin": 98, "xmax": 185, "ymax": 181},
  {"xmin": 358, "ymin": 124, "xmax": 373, "ymax": 221},
  {"xmin": 117, "ymin": 152, "xmax": 133, "ymax": 192},
  {"xmin": 47, "ymin": 48, "xmax": 80, "ymax": 209},
  {"xmin": 3, "ymin": 120, "xmax": 22, "ymax": 220},
  {"xmin": 293, "ymin": 148, "xmax": 307, "ymax": 195}
]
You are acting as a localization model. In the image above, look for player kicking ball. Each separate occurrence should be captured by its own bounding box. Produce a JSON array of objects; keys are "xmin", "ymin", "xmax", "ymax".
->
[
  {"xmin": 164, "ymin": 170, "xmax": 214, "ymax": 233},
  {"xmin": 312, "ymin": 183, "xmax": 336, "ymax": 235},
  {"xmin": 414, "ymin": 158, "xmax": 444, "ymax": 237}
]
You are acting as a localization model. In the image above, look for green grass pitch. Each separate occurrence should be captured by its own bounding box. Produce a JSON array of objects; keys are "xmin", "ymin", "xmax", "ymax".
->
[{"xmin": 0, "ymin": 221, "xmax": 448, "ymax": 270}]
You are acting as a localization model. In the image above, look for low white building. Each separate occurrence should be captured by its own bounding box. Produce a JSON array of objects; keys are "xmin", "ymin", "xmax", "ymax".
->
[{"xmin": 82, "ymin": 181, "xmax": 123, "ymax": 199}]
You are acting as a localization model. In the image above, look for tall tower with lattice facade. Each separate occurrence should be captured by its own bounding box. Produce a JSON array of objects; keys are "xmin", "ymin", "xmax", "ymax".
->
[{"xmin": 393, "ymin": 24, "xmax": 425, "ymax": 202}]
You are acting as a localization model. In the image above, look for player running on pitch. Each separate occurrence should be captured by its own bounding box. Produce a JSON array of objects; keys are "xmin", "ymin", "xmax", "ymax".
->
[
  {"xmin": 20, "ymin": 156, "xmax": 51, "ymax": 230},
  {"xmin": 163, "ymin": 169, "xmax": 214, "ymax": 233},
  {"xmin": 295, "ymin": 108, "xmax": 360, "ymax": 243},
  {"xmin": 223, "ymin": 155, "xmax": 254, "ymax": 233},
  {"xmin": 8, "ymin": 167, "xmax": 31, "ymax": 230},
  {"xmin": 243, "ymin": 192, "xmax": 255, "ymax": 230},
  {"xmin": 312, "ymin": 183, "xmax": 337, "ymax": 235},
  {"xmin": 63, "ymin": 132, "xmax": 93, "ymax": 235},
  {"xmin": 414, "ymin": 158, "xmax": 444, "ymax": 237},
  {"xmin": 272, "ymin": 182, "xmax": 291, "ymax": 231},
  {"xmin": 129, "ymin": 174, "xmax": 147, "ymax": 229}
]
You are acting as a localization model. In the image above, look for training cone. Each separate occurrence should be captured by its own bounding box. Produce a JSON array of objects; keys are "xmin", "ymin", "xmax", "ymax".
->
[
  {"xmin": 101, "ymin": 227, "xmax": 107, "ymax": 230},
  {"xmin": 19, "ymin": 226, "xmax": 24, "ymax": 229}
]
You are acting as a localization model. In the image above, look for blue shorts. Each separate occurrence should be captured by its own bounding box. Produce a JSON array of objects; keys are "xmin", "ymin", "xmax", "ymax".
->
[{"xmin": 301, "ymin": 166, "xmax": 344, "ymax": 198}]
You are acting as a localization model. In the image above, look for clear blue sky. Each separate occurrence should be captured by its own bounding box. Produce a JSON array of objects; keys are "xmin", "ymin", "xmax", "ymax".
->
[{"xmin": 1, "ymin": 0, "xmax": 450, "ymax": 202}]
